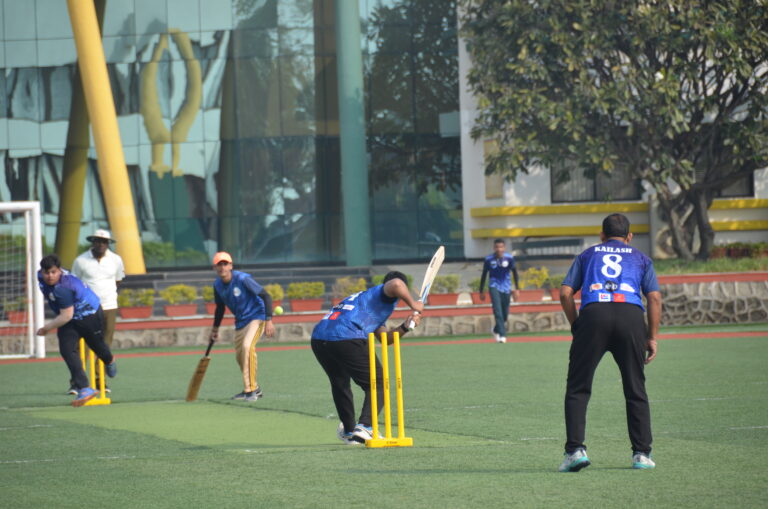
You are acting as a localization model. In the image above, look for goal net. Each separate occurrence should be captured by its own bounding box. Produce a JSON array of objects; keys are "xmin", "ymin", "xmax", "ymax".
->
[{"xmin": 0, "ymin": 201, "xmax": 45, "ymax": 358}]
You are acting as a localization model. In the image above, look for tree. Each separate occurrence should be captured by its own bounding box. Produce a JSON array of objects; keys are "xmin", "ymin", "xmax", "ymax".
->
[{"xmin": 461, "ymin": 0, "xmax": 768, "ymax": 260}]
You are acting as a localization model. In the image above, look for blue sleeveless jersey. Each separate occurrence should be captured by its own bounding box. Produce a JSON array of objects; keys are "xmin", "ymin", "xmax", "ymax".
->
[
  {"xmin": 311, "ymin": 284, "xmax": 397, "ymax": 341},
  {"xmin": 37, "ymin": 270, "xmax": 101, "ymax": 320},
  {"xmin": 563, "ymin": 239, "xmax": 659, "ymax": 310},
  {"xmin": 483, "ymin": 253, "xmax": 516, "ymax": 293},
  {"xmin": 214, "ymin": 270, "xmax": 266, "ymax": 329}
]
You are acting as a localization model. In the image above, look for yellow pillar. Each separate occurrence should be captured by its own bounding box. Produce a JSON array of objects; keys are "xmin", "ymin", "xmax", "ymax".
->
[{"xmin": 67, "ymin": 0, "xmax": 146, "ymax": 274}]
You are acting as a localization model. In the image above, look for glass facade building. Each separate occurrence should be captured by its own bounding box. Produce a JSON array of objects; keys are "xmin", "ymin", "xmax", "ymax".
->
[{"xmin": 0, "ymin": 0, "xmax": 462, "ymax": 268}]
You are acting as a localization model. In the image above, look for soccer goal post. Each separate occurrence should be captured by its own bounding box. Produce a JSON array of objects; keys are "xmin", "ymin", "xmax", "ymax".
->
[{"xmin": 0, "ymin": 201, "xmax": 45, "ymax": 358}]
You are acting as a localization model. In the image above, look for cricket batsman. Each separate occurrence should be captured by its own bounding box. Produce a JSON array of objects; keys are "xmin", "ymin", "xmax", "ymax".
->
[{"xmin": 311, "ymin": 271, "xmax": 423, "ymax": 444}]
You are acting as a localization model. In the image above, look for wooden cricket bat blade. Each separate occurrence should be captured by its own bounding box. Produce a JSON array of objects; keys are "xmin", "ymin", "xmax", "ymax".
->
[{"xmin": 186, "ymin": 356, "xmax": 211, "ymax": 401}]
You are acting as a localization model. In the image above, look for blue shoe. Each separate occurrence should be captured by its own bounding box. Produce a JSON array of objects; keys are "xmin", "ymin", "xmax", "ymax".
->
[
  {"xmin": 72, "ymin": 387, "xmax": 97, "ymax": 407},
  {"xmin": 558, "ymin": 448, "xmax": 591, "ymax": 472},
  {"xmin": 632, "ymin": 452, "xmax": 656, "ymax": 469},
  {"xmin": 105, "ymin": 361, "xmax": 117, "ymax": 378}
]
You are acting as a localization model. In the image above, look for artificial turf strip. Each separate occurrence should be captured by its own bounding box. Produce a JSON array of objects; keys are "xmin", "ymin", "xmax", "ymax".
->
[{"xmin": 1, "ymin": 328, "xmax": 766, "ymax": 508}]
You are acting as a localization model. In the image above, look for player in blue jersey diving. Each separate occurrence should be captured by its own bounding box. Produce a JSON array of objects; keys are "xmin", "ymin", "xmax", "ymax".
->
[
  {"xmin": 558, "ymin": 214, "xmax": 662, "ymax": 472},
  {"xmin": 209, "ymin": 252, "xmax": 274, "ymax": 402},
  {"xmin": 36, "ymin": 254, "xmax": 117, "ymax": 406},
  {"xmin": 311, "ymin": 271, "xmax": 423, "ymax": 444}
]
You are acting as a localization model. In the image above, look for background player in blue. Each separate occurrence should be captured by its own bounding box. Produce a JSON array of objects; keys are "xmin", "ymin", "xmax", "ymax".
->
[
  {"xmin": 311, "ymin": 271, "xmax": 423, "ymax": 444},
  {"xmin": 35, "ymin": 254, "xmax": 117, "ymax": 406},
  {"xmin": 558, "ymin": 214, "xmax": 662, "ymax": 472},
  {"xmin": 478, "ymin": 239, "xmax": 520, "ymax": 343},
  {"xmin": 209, "ymin": 252, "xmax": 274, "ymax": 402}
]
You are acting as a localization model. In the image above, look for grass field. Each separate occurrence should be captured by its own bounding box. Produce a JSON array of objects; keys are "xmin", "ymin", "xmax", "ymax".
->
[{"xmin": 1, "ymin": 324, "xmax": 767, "ymax": 508}]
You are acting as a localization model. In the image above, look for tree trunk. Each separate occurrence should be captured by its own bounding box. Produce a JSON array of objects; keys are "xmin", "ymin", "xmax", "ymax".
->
[
  {"xmin": 689, "ymin": 189, "xmax": 716, "ymax": 260},
  {"xmin": 656, "ymin": 192, "xmax": 696, "ymax": 261}
]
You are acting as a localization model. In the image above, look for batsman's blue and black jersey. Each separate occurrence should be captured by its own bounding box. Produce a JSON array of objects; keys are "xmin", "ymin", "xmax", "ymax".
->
[
  {"xmin": 311, "ymin": 284, "xmax": 397, "ymax": 341},
  {"xmin": 483, "ymin": 253, "xmax": 516, "ymax": 293},
  {"xmin": 37, "ymin": 270, "xmax": 101, "ymax": 319},
  {"xmin": 214, "ymin": 270, "xmax": 266, "ymax": 329},
  {"xmin": 563, "ymin": 239, "xmax": 659, "ymax": 310}
]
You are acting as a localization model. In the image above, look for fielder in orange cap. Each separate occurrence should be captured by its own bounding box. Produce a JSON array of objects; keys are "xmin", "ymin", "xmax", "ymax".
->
[{"xmin": 209, "ymin": 252, "xmax": 275, "ymax": 401}]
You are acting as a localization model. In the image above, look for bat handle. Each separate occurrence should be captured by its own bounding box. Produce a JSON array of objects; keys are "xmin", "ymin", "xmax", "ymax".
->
[
  {"xmin": 204, "ymin": 339, "xmax": 214, "ymax": 357},
  {"xmin": 407, "ymin": 310, "xmax": 420, "ymax": 331}
]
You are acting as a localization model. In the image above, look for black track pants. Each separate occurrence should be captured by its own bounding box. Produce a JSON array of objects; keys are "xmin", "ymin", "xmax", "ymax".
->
[
  {"xmin": 564, "ymin": 302, "xmax": 653, "ymax": 455},
  {"xmin": 311, "ymin": 338, "xmax": 384, "ymax": 433},
  {"xmin": 58, "ymin": 308, "xmax": 114, "ymax": 390}
]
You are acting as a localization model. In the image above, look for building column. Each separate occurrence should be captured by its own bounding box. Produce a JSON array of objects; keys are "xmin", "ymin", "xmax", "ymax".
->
[
  {"xmin": 334, "ymin": 0, "xmax": 371, "ymax": 266},
  {"xmin": 67, "ymin": 0, "xmax": 146, "ymax": 274}
]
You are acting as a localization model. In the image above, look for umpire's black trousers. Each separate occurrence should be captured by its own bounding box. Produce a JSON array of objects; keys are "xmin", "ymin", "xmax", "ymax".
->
[
  {"xmin": 311, "ymin": 338, "xmax": 384, "ymax": 433},
  {"xmin": 59, "ymin": 307, "xmax": 114, "ymax": 390},
  {"xmin": 565, "ymin": 302, "xmax": 652, "ymax": 455}
]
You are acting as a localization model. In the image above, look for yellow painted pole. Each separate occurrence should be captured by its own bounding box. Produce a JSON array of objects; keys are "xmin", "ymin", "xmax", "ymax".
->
[
  {"xmin": 380, "ymin": 331, "xmax": 391, "ymax": 439},
  {"xmin": 368, "ymin": 333, "xmax": 379, "ymax": 441},
  {"xmin": 67, "ymin": 0, "xmax": 145, "ymax": 274},
  {"xmin": 393, "ymin": 331, "xmax": 406, "ymax": 439}
]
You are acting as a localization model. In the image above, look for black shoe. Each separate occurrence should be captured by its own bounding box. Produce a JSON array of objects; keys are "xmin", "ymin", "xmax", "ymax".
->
[
  {"xmin": 232, "ymin": 391, "xmax": 247, "ymax": 400},
  {"xmin": 67, "ymin": 384, "xmax": 78, "ymax": 395},
  {"xmin": 244, "ymin": 387, "xmax": 263, "ymax": 401}
]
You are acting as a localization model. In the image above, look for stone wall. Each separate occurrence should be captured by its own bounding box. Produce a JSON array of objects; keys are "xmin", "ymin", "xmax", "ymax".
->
[{"xmin": 12, "ymin": 278, "xmax": 768, "ymax": 354}]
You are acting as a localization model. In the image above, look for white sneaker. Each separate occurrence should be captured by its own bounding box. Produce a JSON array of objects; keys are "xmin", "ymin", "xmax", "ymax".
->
[
  {"xmin": 492, "ymin": 331, "xmax": 501, "ymax": 342},
  {"xmin": 632, "ymin": 452, "xmax": 655, "ymax": 469},
  {"xmin": 351, "ymin": 424, "xmax": 373, "ymax": 444},
  {"xmin": 498, "ymin": 336, "xmax": 507, "ymax": 343},
  {"xmin": 558, "ymin": 448, "xmax": 590, "ymax": 472},
  {"xmin": 336, "ymin": 422, "xmax": 359, "ymax": 445}
]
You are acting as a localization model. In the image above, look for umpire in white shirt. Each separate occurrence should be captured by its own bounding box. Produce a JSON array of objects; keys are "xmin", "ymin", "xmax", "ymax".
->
[{"xmin": 71, "ymin": 229, "xmax": 125, "ymax": 393}]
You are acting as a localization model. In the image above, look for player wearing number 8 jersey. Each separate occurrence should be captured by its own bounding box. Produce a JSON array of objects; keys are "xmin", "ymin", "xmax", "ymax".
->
[{"xmin": 558, "ymin": 214, "xmax": 662, "ymax": 472}]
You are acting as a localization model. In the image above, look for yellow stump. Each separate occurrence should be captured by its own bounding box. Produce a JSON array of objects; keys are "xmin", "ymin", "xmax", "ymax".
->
[
  {"xmin": 365, "ymin": 332, "xmax": 413, "ymax": 448},
  {"xmin": 78, "ymin": 338, "xmax": 111, "ymax": 406}
]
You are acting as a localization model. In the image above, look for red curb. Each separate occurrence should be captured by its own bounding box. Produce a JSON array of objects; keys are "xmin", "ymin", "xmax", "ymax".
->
[{"xmin": 1, "ymin": 330, "xmax": 764, "ymax": 364}]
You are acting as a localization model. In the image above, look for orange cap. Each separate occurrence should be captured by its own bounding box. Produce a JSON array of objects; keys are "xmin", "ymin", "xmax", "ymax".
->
[{"xmin": 212, "ymin": 251, "xmax": 233, "ymax": 265}]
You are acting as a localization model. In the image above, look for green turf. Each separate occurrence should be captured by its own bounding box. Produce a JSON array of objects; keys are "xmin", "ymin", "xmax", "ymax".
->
[{"xmin": 1, "ymin": 325, "xmax": 767, "ymax": 508}]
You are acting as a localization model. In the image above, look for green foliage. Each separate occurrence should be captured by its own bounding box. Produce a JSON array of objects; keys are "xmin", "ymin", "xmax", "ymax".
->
[
  {"xmin": 544, "ymin": 274, "xmax": 565, "ymax": 290},
  {"xmin": 432, "ymin": 274, "xmax": 460, "ymax": 294},
  {"xmin": 2, "ymin": 296, "xmax": 25, "ymax": 312},
  {"xmin": 201, "ymin": 286, "xmax": 215, "ymax": 303},
  {"xmin": 264, "ymin": 283, "xmax": 284, "ymax": 302},
  {"xmin": 654, "ymin": 256, "xmax": 768, "ymax": 275},
  {"xmin": 286, "ymin": 282, "xmax": 325, "ymax": 300},
  {"xmin": 519, "ymin": 267, "xmax": 550, "ymax": 289},
  {"xmin": 332, "ymin": 277, "xmax": 367, "ymax": 298},
  {"xmin": 468, "ymin": 277, "xmax": 482, "ymax": 292},
  {"xmin": 117, "ymin": 288, "xmax": 155, "ymax": 308},
  {"xmin": 371, "ymin": 274, "xmax": 414, "ymax": 288},
  {"xmin": 159, "ymin": 284, "xmax": 197, "ymax": 305},
  {"xmin": 461, "ymin": 0, "xmax": 768, "ymax": 259},
  {"xmin": 142, "ymin": 242, "xmax": 208, "ymax": 267}
]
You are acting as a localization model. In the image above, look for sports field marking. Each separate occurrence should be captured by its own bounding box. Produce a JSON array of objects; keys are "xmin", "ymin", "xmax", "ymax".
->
[
  {"xmin": 0, "ymin": 455, "xmax": 136, "ymax": 465},
  {"xmin": 0, "ymin": 424, "xmax": 53, "ymax": 431},
  {"xmin": 2, "ymin": 329, "xmax": 765, "ymax": 365}
]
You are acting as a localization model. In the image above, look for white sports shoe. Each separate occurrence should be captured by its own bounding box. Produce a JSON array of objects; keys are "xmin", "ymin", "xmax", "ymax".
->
[
  {"xmin": 558, "ymin": 448, "xmax": 591, "ymax": 472},
  {"xmin": 632, "ymin": 452, "xmax": 655, "ymax": 469},
  {"xmin": 498, "ymin": 336, "xmax": 507, "ymax": 343},
  {"xmin": 492, "ymin": 331, "xmax": 501, "ymax": 342},
  {"xmin": 351, "ymin": 424, "xmax": 374, "ymax": 444},
  {"xmin": 336, "ymin": 422, "xmax": 359, "ymax": 445}
]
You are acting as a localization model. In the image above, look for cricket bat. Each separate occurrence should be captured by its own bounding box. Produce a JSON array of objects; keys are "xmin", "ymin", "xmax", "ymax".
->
[
  {"xmin": 186, "ymin": 339, "xmax": 215, "ymax": 402},
  {"xmin": 408, "ymin": 245, "xmax": 445, "ymax": 330}
]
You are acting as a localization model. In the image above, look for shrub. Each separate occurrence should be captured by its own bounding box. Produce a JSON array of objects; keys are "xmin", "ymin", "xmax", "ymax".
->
[
  {"xmin": 160, "ymin": 284, "xmax": 197, "ymax": 305},
  {"xmin": 264, "ymin": 283, "xmax": 284, "ymax": 301},
  {"xmin": 2, "ymin": 296, "xmax": 25, "ymax": 312},
  {"xmin": 371, "ymin": 274, "xmax": 414, "ymax": 288},
  {"xmin": 118, "ymin": 288, "xmax": 155, "ymax": 307},
  {"xmin": 468, "ymin": 277, "xmax": 482, "ymax": 292},
  {"xmin": 520, "ymin": 267, "xmax": 550, "ymax": 289},
  {"xmin": 201, "ymin": 286, "xmax": 215, "ymax": 302},
  {"xmin": 544, "ymin": 274, "xmax": 565, "ymax": 289},
  {"xmin": 432, "ymin": 274, "xmax": 459, "ymax": 294},
  {"xmin": 332, "ymin": 277, "xmax": 367, "ymax": 298},
  {"xmin": 286, "ymin": 281, "xmax": 325, "ymax": 300}
]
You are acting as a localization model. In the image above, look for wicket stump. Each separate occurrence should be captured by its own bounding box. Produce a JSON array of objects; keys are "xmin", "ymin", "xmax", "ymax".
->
[
  {"xmin": 78, "ymin": 338, "xmax": 111, "ymax": 406},
  {"xmin": 366, "ymin": 331, "xmax": 413, "ymax": 448}
]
